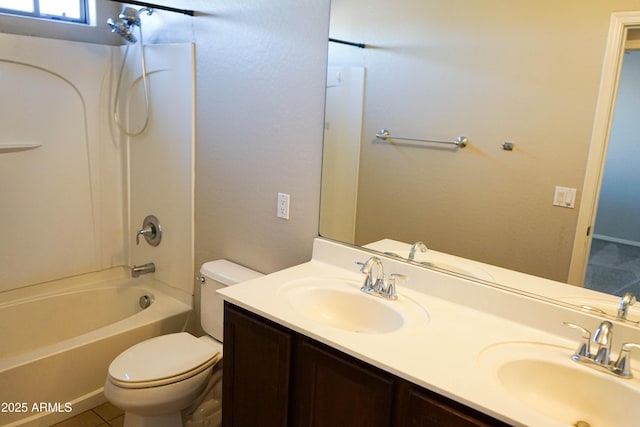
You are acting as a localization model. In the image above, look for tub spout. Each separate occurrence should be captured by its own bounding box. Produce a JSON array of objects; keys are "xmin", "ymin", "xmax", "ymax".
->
[{"xmin": 131, "ymin": 262, "xmax": 155, "ymax": 278}]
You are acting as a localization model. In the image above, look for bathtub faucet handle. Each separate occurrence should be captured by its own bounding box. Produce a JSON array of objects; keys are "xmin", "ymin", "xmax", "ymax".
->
[
  {"xmin": 136, "ymin": 215, "xmax": 162, "ymax": 246},
  {"xmin": 136, "ymin": 225, "xmax": 155, "ymax": 245}
]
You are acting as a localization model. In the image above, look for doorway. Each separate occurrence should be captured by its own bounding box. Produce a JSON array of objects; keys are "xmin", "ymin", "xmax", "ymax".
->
[
  {"xmin": 584, "ymin": 48, "xmax": 640, "ymax": 295},
  {"xmin": 570, "ymin": 15, "xmax": 640, "ymax": 287}
]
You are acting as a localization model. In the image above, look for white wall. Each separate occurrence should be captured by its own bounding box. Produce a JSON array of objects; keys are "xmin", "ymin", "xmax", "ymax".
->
[{"xmin": 139, "ymin": 1, "xmax": 331, "ymax": 275}]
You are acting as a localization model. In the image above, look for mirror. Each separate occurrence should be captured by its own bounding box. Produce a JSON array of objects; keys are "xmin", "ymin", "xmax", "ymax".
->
[{"xmin": 320, "ymin": 2, "xmax": 640, "ymax": 305}]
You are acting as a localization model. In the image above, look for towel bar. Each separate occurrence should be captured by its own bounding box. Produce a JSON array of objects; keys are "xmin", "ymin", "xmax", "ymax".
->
[
  {"xmin": 0, "ymin": 142, "xmax": 42, "ymax": 153},
  {"xmin": 375, "ymin": 129, "xmax": 468, "ymax": 148}
]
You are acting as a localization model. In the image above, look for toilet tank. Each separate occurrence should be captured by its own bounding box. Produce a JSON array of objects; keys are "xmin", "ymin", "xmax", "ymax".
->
[{"xmin": 199, "ymin": 260, "xmax": 263, "ymax": 341}]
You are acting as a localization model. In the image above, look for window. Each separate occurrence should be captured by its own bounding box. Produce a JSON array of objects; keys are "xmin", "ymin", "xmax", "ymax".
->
[{"xmin": 0, "ymin": 0, "xmax": 88, "ymax": 23}]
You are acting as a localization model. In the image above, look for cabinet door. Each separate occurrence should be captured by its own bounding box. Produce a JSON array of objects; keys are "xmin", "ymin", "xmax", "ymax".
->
[
  {"xmin": 293, "ymin": 338, "xmax": 395, "ymax": 427},
  {"xmin": 395, "ymin": 382, "xmax": 512, "ymax": 427},
  {"xmin": 222, "ymin": 303, "xmax": 292, "ymax": 427}
]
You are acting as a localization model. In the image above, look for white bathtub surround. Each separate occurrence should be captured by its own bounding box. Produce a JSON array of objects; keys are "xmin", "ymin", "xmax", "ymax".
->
[
  {"xmin": 219, "ymin": 237, "xmax": 640, "ymax": 427},
  {"xmin": 122, "ymin": 42, "xmax": 196, "ymax": 295},
  {"xmin": 0, "ymin": 35, "xmax": 115, "ymax": 291},
  {"xmin": 0, "ymin": 33, "xmax": 195, "ymax": 297},
  {"xmin": 0, "ymin": 268, "xmax": 191, "ymax": 426}
]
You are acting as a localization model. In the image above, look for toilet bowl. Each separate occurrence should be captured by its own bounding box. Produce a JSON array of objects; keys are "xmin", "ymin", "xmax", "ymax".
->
[{"xmin": 104, "ymin": 260, "xmax": 262, "ymax": 427}]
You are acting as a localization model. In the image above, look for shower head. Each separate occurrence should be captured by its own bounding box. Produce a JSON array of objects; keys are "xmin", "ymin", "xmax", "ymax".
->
[
  {"xmin": 107, "ymin": 7, "xmax": 153, "ymax": 44},
  {"xmin": 119, "ymin": 7, "xmax": 141, "ymax": 27},
  {"xmin": 107, "ymin": 17, "xmax": 137, "ymax": 43}
]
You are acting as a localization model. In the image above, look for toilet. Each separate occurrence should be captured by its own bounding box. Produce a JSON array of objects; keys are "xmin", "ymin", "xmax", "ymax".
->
[{"xmin": 104, "ymin": 260, "xmax": 263, "ymax": 427}]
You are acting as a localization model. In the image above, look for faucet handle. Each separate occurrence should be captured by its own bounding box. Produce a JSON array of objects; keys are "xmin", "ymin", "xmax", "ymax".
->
[
  {"xmin": 383, "ymin": 273, "xmax": 407, "ymax": 300},
  {"xmin": 614, "ymin": 342, "xmax": 640, "ymax": 378},
  {"xmin": 135, "ymin": 215, "xmax": 162, "ymax": 246},
  {"xmin": 355, "ymin": 259, "xmax": 370, "ymax": 272},
  {"xmin": 563, "ymin": 322, "xmax": 591, "ymax": 358},
  {"xmin": 136, "ymin": 225, "xmax": 153, "ymax": 245}
]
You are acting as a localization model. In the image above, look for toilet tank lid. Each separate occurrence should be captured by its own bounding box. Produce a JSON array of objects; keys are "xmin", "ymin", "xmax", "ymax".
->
[{"xmin": 200, "ymin": 259, "xmax": 263, "ymax": 285}]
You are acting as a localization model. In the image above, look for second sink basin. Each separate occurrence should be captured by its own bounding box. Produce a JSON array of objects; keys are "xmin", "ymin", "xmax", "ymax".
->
[
  {"xmin": 479, "ymin": 341, "xmax": 640, "ymax": 427},
  {"xmin": 278, "ymin": 277, "xmax": 429, "ymax": 334}
]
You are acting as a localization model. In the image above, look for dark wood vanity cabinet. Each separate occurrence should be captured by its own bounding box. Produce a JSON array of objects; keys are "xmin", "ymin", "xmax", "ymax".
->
[
  {"xmin": 222, "ymin": 303, "xmax": 292, "ymax": 427},
  {"xmin": 222, "ymin": 303, "xmax": 511, "ymax": 427},
  {"xmin": 394, "ymin": 382, "xmax": 511, "ymax": 427},
  {"xmin": 292, "ymin": 337, "xmax": 396, "ymax": 426}
]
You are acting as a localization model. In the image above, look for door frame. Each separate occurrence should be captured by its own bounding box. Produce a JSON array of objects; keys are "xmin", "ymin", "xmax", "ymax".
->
[{"xmin": 568, "ymin": 12, "xmax": 640, "ymax": 285}]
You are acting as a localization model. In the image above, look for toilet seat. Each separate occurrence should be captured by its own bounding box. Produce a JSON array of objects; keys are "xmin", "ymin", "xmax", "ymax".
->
[{"xmin": 108, "ymin": 332, "xmax": 221, "ymax": 389}]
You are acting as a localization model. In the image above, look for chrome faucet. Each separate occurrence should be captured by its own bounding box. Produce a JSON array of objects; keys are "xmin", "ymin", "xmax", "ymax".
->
[
  {"xmin": 357, "ymin": 257, "xmax": 385, "ymax": 294},
  {"xmin": 617, "ymin": 293, "xmax": 636, "ymax": 320},
  {"xmin": 564, "ymin": 320, "xmax": 640, "ymax": 378},
  {"xmin": 592, "ymin": 321, "xmax": 613, "ymax": 365},
  {"xmin": 131, "ymin": 262, "xmax": 155, "ymax": 278},
  {"xmin": 408, "ymin": 241, "xmax": 428, "ymax": 260},
  {"xmin": 355, "ymin": 257, "xmax": 402, "ymax": 300}
]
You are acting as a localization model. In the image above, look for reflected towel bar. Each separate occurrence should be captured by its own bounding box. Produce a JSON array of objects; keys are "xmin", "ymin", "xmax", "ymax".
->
[
  {"xmin": 375, "ymin": 129, "xmax": 468, "ymax": 148},
  {"xmin": 0, "ymin": 142, "xmax": 42, "ymax": 153}
]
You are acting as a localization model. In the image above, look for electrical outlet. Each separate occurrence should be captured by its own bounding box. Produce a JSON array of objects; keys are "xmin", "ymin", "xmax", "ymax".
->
[{"xmin": 277, "ymin": 192, "xmax": 290, "ymax": 219}]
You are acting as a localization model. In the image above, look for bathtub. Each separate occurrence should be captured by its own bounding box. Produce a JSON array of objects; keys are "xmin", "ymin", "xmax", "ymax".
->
[{"xmin": 0, "ymin": 268, "xmax": 192, "ymax": 426}]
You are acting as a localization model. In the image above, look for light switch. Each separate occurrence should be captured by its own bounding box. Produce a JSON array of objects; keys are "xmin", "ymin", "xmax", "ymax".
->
[{"xmin": 553, "ymin": 186, "xmax": 576, "ymax": 208}]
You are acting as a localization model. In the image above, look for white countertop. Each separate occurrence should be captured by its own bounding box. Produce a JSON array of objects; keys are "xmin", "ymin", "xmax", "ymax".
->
[{"xmin": 219, "ymin": 238, "xmax": 640, "ymax": 427}]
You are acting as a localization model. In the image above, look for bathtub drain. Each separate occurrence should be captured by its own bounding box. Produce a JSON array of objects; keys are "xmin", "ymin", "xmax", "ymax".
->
[{"xmin": 139, "ymin": 295, "xmax": 152, "ymax": 309}]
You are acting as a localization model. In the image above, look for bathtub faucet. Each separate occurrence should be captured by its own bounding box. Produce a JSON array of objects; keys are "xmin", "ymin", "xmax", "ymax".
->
[{"xmin": 131, "ymin": 262, "xmax": 155, "ymax": 278}]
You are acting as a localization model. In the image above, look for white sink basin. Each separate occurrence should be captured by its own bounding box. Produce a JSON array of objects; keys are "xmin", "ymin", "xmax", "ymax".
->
[
  {"xmin": 479, "ymin": 342, "xmax": 640, "ymax": 427},
  {"xmin": 278, "ymin": 277, "xmax": 429, "ymax": 334}
]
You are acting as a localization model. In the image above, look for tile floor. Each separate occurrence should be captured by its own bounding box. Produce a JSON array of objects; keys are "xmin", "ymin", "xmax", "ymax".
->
[{"xmin": 51, "ymin": 402, "xmax": 123, "ymax": 427}]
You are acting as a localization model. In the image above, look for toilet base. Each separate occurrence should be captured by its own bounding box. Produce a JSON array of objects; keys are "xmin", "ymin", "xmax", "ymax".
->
[{"xmin": 123, "ymin": 412, "xmax": 182, "ymax": 427}]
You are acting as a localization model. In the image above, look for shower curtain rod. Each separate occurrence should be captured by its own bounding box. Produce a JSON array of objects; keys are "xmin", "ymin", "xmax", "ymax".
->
[
  {"xmin": 329, "ymin": 38, "xmax": 366, "ymax": 49},
  {"xmin": 108, "ymin": 0, "xmax": 194, "ymax": 16}
]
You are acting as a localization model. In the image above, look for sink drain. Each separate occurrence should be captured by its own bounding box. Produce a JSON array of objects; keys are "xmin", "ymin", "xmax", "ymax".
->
[{"xmin": 574, "ymin": 421, "xmax": 591, "ymax": 427}]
